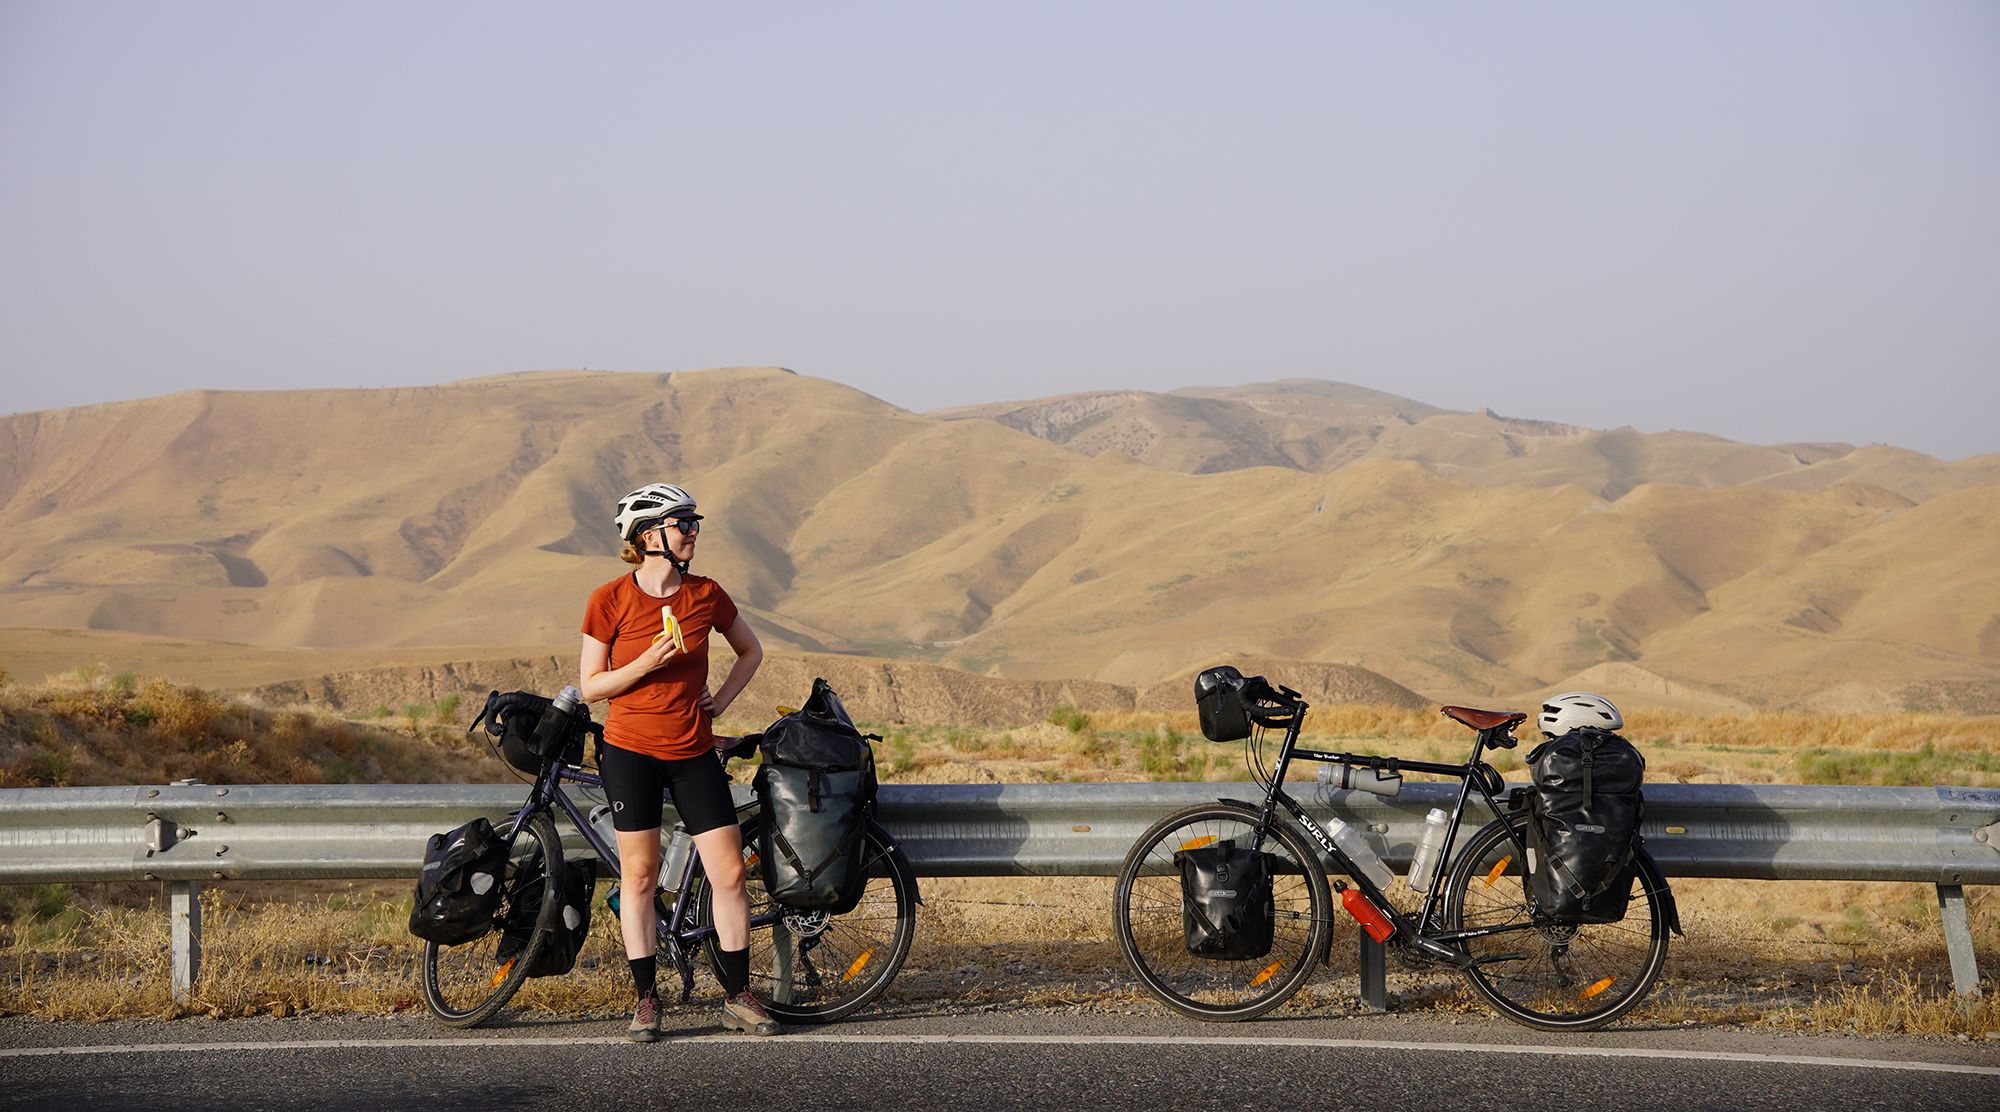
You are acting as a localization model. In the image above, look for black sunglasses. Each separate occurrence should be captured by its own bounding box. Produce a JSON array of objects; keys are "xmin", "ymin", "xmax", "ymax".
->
[{"xmin": 652, "ymin": 517, "xmax": 701, "ymax": 536}]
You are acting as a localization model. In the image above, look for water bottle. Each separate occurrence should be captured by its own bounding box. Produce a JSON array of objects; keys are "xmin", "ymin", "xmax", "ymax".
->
[
  {"xmin": 1341, "ymin": 887, "xmax": 1396, "ymax": 943},
  {"xmin": 529, "ymin": 684, "xmax": 583, "ymax": 759},
  {"xmin": 588, "ymin": 803, "xmax": 619, "ymax": 855},
  {"xmin": 1326, "ymin": 816, "xmax": 1395, "ymax": 890},
  {"xmin": 1317, "ymin": 761, "xmax": 1402, "ymax": 797},
  {"xmin": 1406, "ymin": 807, "xmax": 1451, "ymax": 892},
  {"xmin": 658, "ymin": 821, "xmax": 693, "ymax": 893}
]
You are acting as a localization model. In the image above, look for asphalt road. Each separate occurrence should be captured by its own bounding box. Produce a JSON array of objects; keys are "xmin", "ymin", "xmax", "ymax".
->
[{"xmin": 5, "ymin": 1009, "xmax": 1996, "ymax": 1112}]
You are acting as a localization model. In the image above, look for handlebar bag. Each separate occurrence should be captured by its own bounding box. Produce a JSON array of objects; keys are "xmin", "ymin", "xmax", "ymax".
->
[
  {"xmin": 471, "ymin": 690, "xmax": 587, "ymax": 774},
  {"xmin": 497, "ymin": 858, "xmax": 596, "ymax": 978},
  {"xmin": 408, "ymin": 817, "xmax": 509, "ymax": 945},
  {"xmin": 1522, "ymin": 727, "xmax": 1645, "ymax": 923},
  {"xmin": 1193, "ymin": 665, "xmax": 1255, "ymax": 742},
  {"xmin": 1174, "ymin": 840, "xmax": 1275, "ymax": 960},
  {"xmin": 754, "ymin": 678, "xmax": 878, "ymax": 913}
]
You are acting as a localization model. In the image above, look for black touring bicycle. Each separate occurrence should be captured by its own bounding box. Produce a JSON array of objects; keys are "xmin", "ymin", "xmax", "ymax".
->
[{"xmin": 1113, "ymin": 667, "xmax": 1679, "ymax": 1031}]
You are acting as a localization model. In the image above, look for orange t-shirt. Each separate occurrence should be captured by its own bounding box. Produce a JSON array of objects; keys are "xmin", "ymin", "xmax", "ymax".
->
[{"xmin": 581, "ymin": 572, "xmax": 741, "ymax": 760}]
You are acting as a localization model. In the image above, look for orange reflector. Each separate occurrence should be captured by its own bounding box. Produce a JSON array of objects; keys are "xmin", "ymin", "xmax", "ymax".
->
[
  {"xmin": 744, "ymin": 853, "xmax": 761, "ymax": 869},
  {"xmin": 489, "ymin": 958, "xmax": 515, "ymax": 988},
  {"xmin": 1178, "ymin": 835, "xmax": 1218, "ymax": 852},
  {"xmin": 1249, "ymin": 960, "xmax": 1284, "ymax": 987},
  {"xmin": 1484, "ymin": 856, "xmax": 1513, "ymax": 887},
  {"xmin": 1579, "ymin": 977, "xmax": 1615, "ymax": 1000},
  {"xmin": 843, "ymin": 949, "xmax": 876, "ymax": 983}
]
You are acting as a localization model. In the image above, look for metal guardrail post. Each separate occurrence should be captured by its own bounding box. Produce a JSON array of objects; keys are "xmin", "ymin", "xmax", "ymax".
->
[
  {"xmin": 1358, "ymin": 933, "xmax": 1388, "ymax": 1011},
  {"xmin": 1936, "ymin": 885, "xmax": 1982, "ymax": 999},
  {"xmin": 171, "ymin": 880, "xmax": 200, "ymax": 1003}
]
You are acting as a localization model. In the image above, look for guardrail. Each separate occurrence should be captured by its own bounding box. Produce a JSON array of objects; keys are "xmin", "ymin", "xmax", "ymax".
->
[{"xmin": 2, "ymin": 781, "xmax": 1994, "ymax": 1000}]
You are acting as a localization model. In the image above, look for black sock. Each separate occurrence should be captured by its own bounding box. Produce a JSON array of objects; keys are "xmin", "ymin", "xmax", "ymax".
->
[
  {"xmin": 715, "ymin": 946, "xmax": 749, "ymax": 996},
  {"xmin": 629, "ymin": 957, "xmax": 656, "ymax": 999}
]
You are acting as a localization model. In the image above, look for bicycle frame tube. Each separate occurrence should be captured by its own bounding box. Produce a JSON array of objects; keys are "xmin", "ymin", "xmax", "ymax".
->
[{"xmin": 1253, "ymin": 704, "xmax": 1520, "ymax": 942}]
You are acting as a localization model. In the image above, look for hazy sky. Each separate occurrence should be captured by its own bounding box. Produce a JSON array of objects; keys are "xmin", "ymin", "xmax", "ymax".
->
[{"xmin": 2, "ymin": 2, "xmax": 1995, "ymax": 459}]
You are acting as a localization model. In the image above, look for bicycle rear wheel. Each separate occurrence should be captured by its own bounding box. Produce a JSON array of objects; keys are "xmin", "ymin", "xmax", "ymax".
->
[
  {"xmin": 1441, "ymin": 812, "xmax": 1668, "ymax": 1031},
  {"xmin": 1113, "ymin": 801, "xmax": 1331, "ymax": 1021},
  {"xmin": 419, "ymin": 811, "xmax": 562, "ymax": 1027},
  {"xmin": 690, "ymin": 816, "xmax": 918, "ymax": 1024}
]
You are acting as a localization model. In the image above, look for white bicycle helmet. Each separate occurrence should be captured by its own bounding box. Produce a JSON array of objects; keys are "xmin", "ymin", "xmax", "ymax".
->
[
  {"xmin": 614, "ymin": 483, "xmax": 700, "ymax": 543},
  {"xmin": 1538, "ymin": 691, "xmax": 1623, "ymax": 737}
]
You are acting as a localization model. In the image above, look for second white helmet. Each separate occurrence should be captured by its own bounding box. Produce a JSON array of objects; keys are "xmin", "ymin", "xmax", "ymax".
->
[
  {"xmin": 1538, "ymin": 691, "xmax": 1623, "ymax": 737},
  {"xmin": 614, "ymin": 483, "xmax": 699, "ymax": 543}
]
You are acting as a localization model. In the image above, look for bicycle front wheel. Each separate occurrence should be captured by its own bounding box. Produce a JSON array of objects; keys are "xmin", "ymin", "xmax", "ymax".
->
[
  {"xmin": 1114, "ymin": 801, "xmax": 1331, "ymax": 1021},
  {"xmin": 691, "ymin": 816, "xmax": 918, "ymax": 1024},
  {"xmin": 1441, "ymin": 812, "xmax": 1669, "ymax": 1031},
  {"xmin": 419, "ymin": 811, "xmax": 562, "ymax": 1027}
]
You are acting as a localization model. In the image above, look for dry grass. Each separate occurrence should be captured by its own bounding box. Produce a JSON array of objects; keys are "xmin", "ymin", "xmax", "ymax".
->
[
  {"xmin": 3, "ymin": 875, "xmax": 1993, "ymax": 1036},
  {"xmin": 866, "ymin": 704, "xmax": 2000, "ymax": 789},
  {"xmin": 0, "ymin": 668, "xmax": 510, "ymax": 788},
  {"xmin": 0, "ymin": 680, "xmax": 1995, "ymax": 1034}
]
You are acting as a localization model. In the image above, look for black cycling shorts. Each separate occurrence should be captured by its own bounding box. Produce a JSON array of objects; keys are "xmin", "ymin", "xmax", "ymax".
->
[{"xmin": 599, "ymin": 744, "xmax": 737, "ymax": 836}]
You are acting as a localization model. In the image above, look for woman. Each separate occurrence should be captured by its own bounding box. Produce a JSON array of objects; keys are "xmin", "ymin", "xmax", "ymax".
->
[{"xmin": 579, "ymin": 481, "xmax": 776, "ymax": 1042}]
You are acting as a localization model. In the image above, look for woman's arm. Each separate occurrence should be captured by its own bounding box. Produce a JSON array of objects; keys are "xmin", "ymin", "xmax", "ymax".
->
[
  {"xmin": 580, "ymin": 633, "xmax": 677, "ymax": 703},
  {"xmin": 701, "ymin": 616, "xmax": 764, "ymax": 720}
]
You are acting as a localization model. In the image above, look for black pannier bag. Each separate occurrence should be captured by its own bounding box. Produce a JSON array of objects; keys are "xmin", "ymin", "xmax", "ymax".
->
[
  {"xmin": 497, "ymin": 858, "xmax": 595, "ymax": 977},
  {"xmin": 1174, "ymin": 840, "xmax": 1275, "ymax": 959},
  {"xmin": 470, "ymin": 690, "xmax": 586, "ymax": 775},
  {"xmin": 1194, "ymin": 665, "xmax": 1255, "ymax": 742},
  {"xmin": 1522, "ymin": 727, "xmax": 1646, "ymax": 923},
  {"xmin": 409, "ymin": 817, "xmax": 510, "ymax": 945},
  {"xmin": 754, "ymin": 678, "xmax": 879, "ymax": 913}
]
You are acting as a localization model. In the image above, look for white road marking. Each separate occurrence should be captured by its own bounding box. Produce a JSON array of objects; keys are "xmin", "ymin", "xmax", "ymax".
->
[{"xmin": 2, "ymin": 1032, "xmax": 1995, "ymax": 1076}]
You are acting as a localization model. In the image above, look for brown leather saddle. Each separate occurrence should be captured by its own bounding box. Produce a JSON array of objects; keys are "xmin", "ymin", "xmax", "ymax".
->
[{"xmin": 1440, "ymin": 705, "xmax": 1527, "ymax": 731}]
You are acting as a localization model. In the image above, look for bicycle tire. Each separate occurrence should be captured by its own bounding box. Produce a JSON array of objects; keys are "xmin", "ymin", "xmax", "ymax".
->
[
  {"xmin": 419, "ymin": 811, "xmax": 563, "ymax": 1027},
  {"xmin": 689, "ymin": 815, "xmax": 918, "ymax": 1024},
  {"xmin": 1113, "ymin": 801, "xmax": 1332, "ymax": 1021},
  {"xmin": 1441, "ymin": 811, "xmax": 1669, "ymax": 1031}
]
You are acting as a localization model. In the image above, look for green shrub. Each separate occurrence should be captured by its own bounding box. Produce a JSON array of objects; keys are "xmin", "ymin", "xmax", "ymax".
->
[{"xmin": 1046, "ymin": 705, "xmax": 1092, "ymax": 733}]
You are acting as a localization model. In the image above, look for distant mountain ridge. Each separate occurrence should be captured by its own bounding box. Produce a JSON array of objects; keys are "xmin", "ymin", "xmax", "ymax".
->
[{"xmin": 2, "ymin": 366, "xmax": 1995, "ymax": 713}]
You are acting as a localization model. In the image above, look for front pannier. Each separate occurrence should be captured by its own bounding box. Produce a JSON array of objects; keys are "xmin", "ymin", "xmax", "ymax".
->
[
  {"xmin": 1194, "ymin": 665, "xmax": 1255, "ymax": 742},
  {"xmin": 408, "ymin": 817, "xmax": 509, "ymax": 945},
  {"xmin": 1174, "ymin": 840, "xmax": 1275, "ymax": 960},
  {"xmin": 754, "ymin": 678, "xmax": 879, "ymax": 913},
  {"xmin": 1523, "ymin": 727, "xmax": 1646, "ymax": 923},
  {"xmin": 497, "ymin": 858, "xmax": 595, "ymax": 977}
]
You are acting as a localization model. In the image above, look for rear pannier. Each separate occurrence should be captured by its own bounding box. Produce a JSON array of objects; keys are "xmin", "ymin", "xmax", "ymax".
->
[
  {"xmin": 754, "ymin": 679, "xmax": 879, "ymax": 913},
  {"xmin": 1523, "ymin": 727, "xmax": 1646, "ymax": 923}
]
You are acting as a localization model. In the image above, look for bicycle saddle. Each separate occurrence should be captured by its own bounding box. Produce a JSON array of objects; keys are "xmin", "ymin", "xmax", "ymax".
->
[{"xmin": 1439, "ymin": 705, "xmax": 1527, "ymax": 731}]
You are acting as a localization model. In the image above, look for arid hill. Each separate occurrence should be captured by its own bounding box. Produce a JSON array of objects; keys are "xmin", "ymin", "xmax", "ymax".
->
[
  {"xmin": 243, "ymin": 651, "xmax": 1429, "ymax": 727},
  {"xmin": 3, "ymin": 366, "xmax": 1996, "ymax": 713}
]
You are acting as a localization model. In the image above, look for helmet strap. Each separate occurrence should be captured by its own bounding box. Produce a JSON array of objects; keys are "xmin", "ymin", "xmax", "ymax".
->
[{"xmin": 638, "ymin": 538, "xmax": 692, "ymax": 574}]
